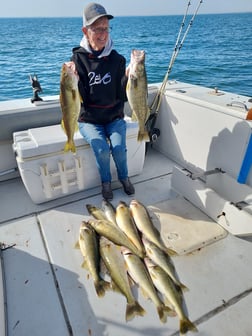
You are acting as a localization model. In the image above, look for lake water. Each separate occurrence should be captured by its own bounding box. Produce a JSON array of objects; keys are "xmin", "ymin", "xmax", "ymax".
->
[{"xmin": 0, "ymin": 12, "xmax": 251, "ymax": 101}]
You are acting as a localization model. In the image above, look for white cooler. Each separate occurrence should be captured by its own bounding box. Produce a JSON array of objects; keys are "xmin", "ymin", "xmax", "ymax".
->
[{"xmin": 13, "ymin": 118, "xmax": 145, "ymax": 204}]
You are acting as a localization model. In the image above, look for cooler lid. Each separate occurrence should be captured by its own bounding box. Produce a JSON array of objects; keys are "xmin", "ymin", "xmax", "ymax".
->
[{"xmin": 13, "ymin": 118, "xmax": 139, "ymax": 159}]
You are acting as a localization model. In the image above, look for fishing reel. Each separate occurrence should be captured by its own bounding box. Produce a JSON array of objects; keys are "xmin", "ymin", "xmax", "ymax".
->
[
  {"xmin": 149, "ymin": 127, "xmax": 160, "ymax": 143},
  {"xmin": 146, "ymin": 111, "xmax": 161, "ymax": 145},
  {"xmin": 145, "ymin": 127, "xmax": 160, "ymax": 153},
  {"xmin": 29, "ymin": 74, "xmax": 43, "ymax": 103}
]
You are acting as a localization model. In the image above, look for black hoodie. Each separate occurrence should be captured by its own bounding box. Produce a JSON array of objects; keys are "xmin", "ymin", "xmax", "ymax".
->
[{"xmin": 71, "ymin": 46, "xmax": 128, "ymax": 125}]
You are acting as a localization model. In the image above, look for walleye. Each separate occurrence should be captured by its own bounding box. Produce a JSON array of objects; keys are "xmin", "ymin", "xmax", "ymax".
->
[
  {"xmin": 116, "ymin": 201, "xmax": 145, "ymax": 257},
  {"xmin": 79, "ymin": 221, "xmax": 110, "ymax": 297},
  {"xmin": 100, "ymin": 237, "xmax": 145, "ymax": 321},
  {"xmin": 126, "ymin": 49, "xmax": 150, "ymax": 142},
  {"xmin": 142, "ymin": 237, "xmax": 187, "ymax": 291},
  {"xmin": 145, "ymin": 258, "xmax": 198, "ymax": 335},
  {"xmin": 88, "ymin": 219, "xmax": 145, "ymax": 259},
  {"xmin": 86, "ymin": 204, "xmax": 108, "ymax": 221},
  {"xmin": 60, "ymin": 61, "xmax": 80, "ymax": 153},
  {"xmin": 129, "ymin": 200, "xmax": 176, "ymax": 256},
  {"xmin": 123, "ymin": 250, "xmax": 175, "ymax": 323},
  {"xmin": 102, "ymin": 200, "xmax": 117, "ymax": 226}
]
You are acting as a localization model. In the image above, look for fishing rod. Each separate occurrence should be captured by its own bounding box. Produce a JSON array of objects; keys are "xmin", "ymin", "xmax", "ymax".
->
[
  {"xmin": 147, "ymin": 0, "xmax": 203, "ymax": 141},
  {"xmin": 160, "ymin": 0, "xmax": 192, "ymax": 97}
]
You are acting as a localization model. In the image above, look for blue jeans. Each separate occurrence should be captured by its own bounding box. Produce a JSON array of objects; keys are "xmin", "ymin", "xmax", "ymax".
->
[{"xmin": 79, "ymin": 119, "xmax": 128, "ymax": 183}]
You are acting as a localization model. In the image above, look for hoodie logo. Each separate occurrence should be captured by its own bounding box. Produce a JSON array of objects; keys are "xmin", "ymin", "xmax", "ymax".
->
[{"xmin": 89, "ymin": 72, "xmax": 111, "ymax": 86}]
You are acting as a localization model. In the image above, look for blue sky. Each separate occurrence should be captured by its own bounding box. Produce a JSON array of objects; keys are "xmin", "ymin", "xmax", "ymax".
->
[{"xmin": 1, "ymin": 0, "xmax": 252, "ymax": 17}]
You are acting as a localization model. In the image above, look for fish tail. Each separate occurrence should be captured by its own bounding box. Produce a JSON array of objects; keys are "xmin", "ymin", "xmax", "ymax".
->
[
  {"xmin": 64, "ymin": 141, "xmax": 76, "ymax": 153},
  {"xmin": 94, "ymin": 279, "xmax": 111, "ymax": 298},
  {"xmin": 137, "ymin": 130, "xmax": 150, "ymax": 142},
  {"xmin": 157, "ymin": 305, "xmax": 176, "ymax": 323},
  {"xmin": 125, "ymin": 300, "xmax": 146, "ymax": 322},
  {"xmin": 180, "ymin": 317, "xmax": 198, "ymax": 334}
]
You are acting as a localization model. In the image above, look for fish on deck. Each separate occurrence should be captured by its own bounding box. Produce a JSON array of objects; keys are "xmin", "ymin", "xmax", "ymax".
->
[
  {"xmin": 142, "ymin": 237, "xmax": 188, "ymax": 291},
  {"xmin": 88, "ymin": 218, "xmax": 145, "ymax": 259},
  {"xmin": 116, "ymin": 201, "xmax": 145, "ymax": 256},
  {"xmin": 99, "ymin": 237, "xmax": 146, "ymax": 321},
  {"xmin": 78, "ymin": 221, "xmax": 110, "ymax": 297},
  {"xmin": 145, "ymin": 258, "xmax": 198, "ymax": 335},
  {"xmin": 122, "ymin": 249, "xmax": 175, "ymax": 323},
  {"xmin": 102, "ymin": 200, "xmax": 117, "ymax": 226},
  {"xmin": 129, "ymin": 199, "xmax": 177, "ymax": 256}
]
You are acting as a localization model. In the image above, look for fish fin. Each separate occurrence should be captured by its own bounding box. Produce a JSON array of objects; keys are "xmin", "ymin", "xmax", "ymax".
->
[
  {"xmin": 157, "ymin": 306, "xmax": 167, "ymax": 323},
  {"xmin": 166, "ymin": 247, "xmax": 178, "ymax": 257},
  {"xmin": 64, "ymin": 141, "xmax": 76, "ymax": 153},
  {"xmin": 157, "ymin": 305, "xmax": 177, "ymax": 323},
  {"xmin": 94, "ymin": 279, "xmax": 111, "ymax": 298},
  {"xmin": 180, "ymin": 317, "xmax": 198, "ymax": 334},
  {"xmin": 131, "ymin": 111, "xmax": 138, "ymax": 121},
  {"xmin": 166, "ymin": 306, "xmax": 177, "ymax": 318},
  {"xmin": 61, "ymin": 119, "xmax": 79, "ymax": 133},
  {"xmin": 81, "ymin": 260, "xmax": 88, "ymax": 269},
  {"xmin": 61, "ymin": 119, "xmax": 66, "ymax": 133},
  {"xmin": 75, "ymin": 122, "xmax": 79, "ymax": 132},
  {"xmin": 178, "ymin": 282, "xmax": 189, "ymax": 292},
  {"xmin": 162, "ymin": 296, "xmax": 175, "ymax": 309},
  {"xmin": 137, "ymin": 130, "xmax": 150, "ymax": 142},
  {"xmin": 74, "ymin": 241, "xmax": 80, "ymax": 249},
  {"xmin": 139, "ymin": 287, "xmax": 150, "ymax": 299},
  {"xmin": 125, "ymin": 300, "xmax": 146, "ymax": 322}
]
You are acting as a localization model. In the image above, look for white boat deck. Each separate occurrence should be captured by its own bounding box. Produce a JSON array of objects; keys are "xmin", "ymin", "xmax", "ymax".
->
[{"xmin": 1, "ymin": 148, "xmax": 252, "ymax": 336}]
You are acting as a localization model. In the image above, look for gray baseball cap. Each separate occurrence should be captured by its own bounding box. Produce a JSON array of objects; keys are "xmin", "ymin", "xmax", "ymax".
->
[{"xmin": 83, "ymin": 3, "xmax": 114, "ymax": 26}]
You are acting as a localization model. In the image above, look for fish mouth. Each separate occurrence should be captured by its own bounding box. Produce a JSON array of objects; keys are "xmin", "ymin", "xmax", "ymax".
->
[
  {"xmin": 122, "ymin": 248, "xmax": 132, "ymax": 255},
  {"xmin": 118, "ymin": 200, "xmax": 127, "ymax": 207},
  {"xmin": 63, "ymin": 61, "xmax": 79, "ymax": 77}
]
